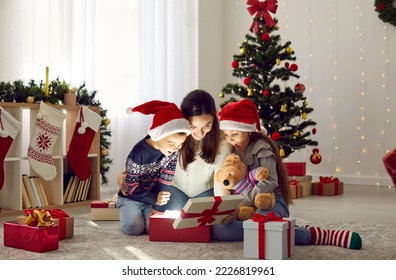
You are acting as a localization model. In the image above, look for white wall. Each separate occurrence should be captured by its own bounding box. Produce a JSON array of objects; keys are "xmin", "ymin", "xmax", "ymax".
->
[{"xmin": 199, "ymin": 0, "xmax": 396, "ymax": 186}]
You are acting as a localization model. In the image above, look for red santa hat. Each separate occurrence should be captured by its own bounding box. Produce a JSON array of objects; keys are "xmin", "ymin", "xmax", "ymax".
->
[
  {"xmin": 127, "ymin": 100, "xmax": 191, "ymax": 141},
  {"xmin": 218, "ymin": 99, "xmax": 262, "ymax": 132}
]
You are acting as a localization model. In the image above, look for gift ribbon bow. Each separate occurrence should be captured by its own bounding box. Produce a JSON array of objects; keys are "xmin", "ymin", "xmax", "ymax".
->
[
  {"xmin": 319, "ymin": 176, "xmax": 339, "ymax": 183},
  {"xmin": 252, "ymin": 212, "xmax": 292, "ymax": 259},
  {"xmin": 24, "ymin": 209, "xmax": 54, "ymax": 227},
  {"xmin": 247, "ymin": 0, "xmax": 278, "ymax": 30},
  {"xmin": 180, "ymin": 196, "xmax": 235, "ymax": 226}
]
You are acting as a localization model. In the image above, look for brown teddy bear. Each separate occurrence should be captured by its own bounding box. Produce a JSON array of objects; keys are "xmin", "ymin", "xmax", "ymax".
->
[{"xmin": 215, "ymin": 153, "xmax": 276, "ymax": 221}]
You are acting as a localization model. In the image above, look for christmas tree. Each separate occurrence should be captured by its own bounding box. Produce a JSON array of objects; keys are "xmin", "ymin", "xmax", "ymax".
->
[{"xmin": 220, "ymin": 0, "xmax": 318, "ymax": 158}]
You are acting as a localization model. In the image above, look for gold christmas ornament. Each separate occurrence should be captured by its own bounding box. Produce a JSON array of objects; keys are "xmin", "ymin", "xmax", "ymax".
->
[
  {"xmin": 280, "ymin": 104, "xmax": 287, "ymax": 112},
  {"xmin": 247, "ymin": 88, "xmax": 253, "ymax": 96},
  {"xmin": 26, "ymin": 96, "xmax": 35, "ymax": 103},
  {"xmin": 219, "ymin": 92, "xmax": 224, "ymax": 98},
  {"xmin": 294, "ymin": 131, "xmax": 300, "ymax": 137},
  {"xmin": 280, "ymin": 148, "xmax": 285, "ymax": 157},
  {"xmin": 240, "ymin": 47, "xmax": 246, "ymax": 55},
  {"xmin": 275, "ymin": 25, "xmax": 280, "ymax": 30},
  {"xmin": 103, "ymin": 118, "xmax": 111, "ymax": 126},
  {"xmin": 276, "ymin": 58, "xmax": 281, "ymax": 65},
  {"xmin": 101, "ymin": 148, "xmax": 108, "ymax": 156},
  {"xmin": 302, "ymin": 112, "xmax": 307, "ymax": 120},
  {"xmin": 286, "ymin": 47, "xmax": 293, "ymax": 54}
]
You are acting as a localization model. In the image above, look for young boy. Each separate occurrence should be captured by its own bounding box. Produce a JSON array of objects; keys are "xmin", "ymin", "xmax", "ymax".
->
[{"xmin": 117, "ymin": 100, "xmax": 191, "ymax": 236}]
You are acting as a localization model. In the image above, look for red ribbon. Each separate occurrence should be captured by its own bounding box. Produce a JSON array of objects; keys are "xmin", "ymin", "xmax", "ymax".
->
[
  {"xmin": 319, "ymin": 176, "xmax": 339, "ymax": 183},
  {"xmin": 252, "ymin": 212, "xmax": 292, "ymax": 259},
  {"xmin": 289, "ymin": 179, "xmax": 299, "ymax": 197},
  {"xmin": 180, "ymin": 196, "xmax": 235, "ymax": 226},
  {"xmin": 247, "ymin": 0, "xmax": 278, "ymax": 30}
]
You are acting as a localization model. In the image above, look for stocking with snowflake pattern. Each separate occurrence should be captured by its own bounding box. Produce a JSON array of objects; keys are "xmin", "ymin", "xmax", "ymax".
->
[
  {"xmin": 67, "ymin": 106, "xmax": 102, "ymax": 181},
  {"xmin": 27, "ymin": 101, "xmax": 66, "ymax": 181},
  {"xmin": 0, "ymin": 107, "xmax": 21, "ymax": 190}
]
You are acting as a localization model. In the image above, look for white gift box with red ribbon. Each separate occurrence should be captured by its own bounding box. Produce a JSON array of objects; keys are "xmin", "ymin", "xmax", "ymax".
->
[
  {"xmin": 243, "ymin": 212, "xmax": 295, "ymax": 260},
  {"xmin": 172, "ymin": 195, "xmax": 244, "ymax": 229}
]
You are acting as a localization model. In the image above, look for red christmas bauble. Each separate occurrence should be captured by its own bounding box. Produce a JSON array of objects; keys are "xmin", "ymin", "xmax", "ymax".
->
[
  {"xmin": 294, "ymin": 83, "xmax": 305, "ymax": 94},
  {"xmin": 310, "ymin": 148, "xmax": 322, "ymax": 164},
  {"xmin": 243, "ymin": 77, "xmax": 251, "ymax": 86},
  {"xmin": 261, "ymin": 33, "xmax": 270, "ymax": 41},
  {"xmin": 290, "ymin": 63, "xmax": 298, "ymax": 72},
  {"xmin": 252, "ymin": 64, "xmax": 257, "ymax": 69},
  {"xmin": 231, "ymin": 60, "xmax": 239, "ymax": 68},
  {"xmin": 271, "ymin": 131, "xmax": 281, "ymax": 141},
  {"xmin": 262, "ymin": 89, "xmax": 270, "ymax": 97}
]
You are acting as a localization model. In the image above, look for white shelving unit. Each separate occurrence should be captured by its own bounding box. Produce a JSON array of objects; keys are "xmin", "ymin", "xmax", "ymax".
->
[{"xmin": 0, "ymin": 102, "xmax": 100, "ymax": 216}]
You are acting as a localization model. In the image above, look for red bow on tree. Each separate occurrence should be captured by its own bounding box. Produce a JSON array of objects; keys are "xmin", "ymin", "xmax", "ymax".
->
[{"xmin": 247, "ymin": 0, "xmax": 278, "ymax": 31}]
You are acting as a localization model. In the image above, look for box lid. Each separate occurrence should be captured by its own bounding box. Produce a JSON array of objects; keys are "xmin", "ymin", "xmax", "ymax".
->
[{"xmin": 172, "ymin": 195, "xmax": 243, "ymax": 229}]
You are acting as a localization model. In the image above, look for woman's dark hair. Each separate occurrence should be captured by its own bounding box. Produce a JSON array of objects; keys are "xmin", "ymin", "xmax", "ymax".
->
[
  {"xmin": 179, "ymin": 89, "xmax": 221, "ymax": 170},
  {"xmin": 250, "ymin": 132, "xmax": 292, "ymax": 206}
]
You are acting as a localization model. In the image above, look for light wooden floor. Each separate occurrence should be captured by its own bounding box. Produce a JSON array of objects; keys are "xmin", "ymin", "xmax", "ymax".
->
[
  {"xmin": 1, "ymin": 184, "xmax": 395, "ymax": 225},
  {"xmin": 290, "ymin": 184, "xmax": 396, "ymax": 225}
]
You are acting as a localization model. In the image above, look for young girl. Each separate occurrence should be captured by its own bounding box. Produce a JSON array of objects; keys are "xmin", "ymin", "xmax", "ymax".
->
[
  {"xmin": 117, "ymin": 100, "xmax": 191, "ymax": 236},
  {"xmin": 213, "ymin": 98, "xmax": 362, "ymax": 250}
]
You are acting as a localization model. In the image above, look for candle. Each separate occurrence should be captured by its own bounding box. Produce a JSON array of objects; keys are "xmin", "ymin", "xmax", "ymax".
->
[{"xmin": 45, "ymin": 66, "xmax": 49, "ymax": 97}]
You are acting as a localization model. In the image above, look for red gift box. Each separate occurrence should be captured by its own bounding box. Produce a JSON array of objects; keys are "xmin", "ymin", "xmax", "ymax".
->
[
  {"xmin": 284, "ymin": 162, "xmax": 306, "ymax": 176},
  {"xmin": 3, "ymin": 221, "xmax": 59, "ymax": 253},
  {"xmin": 383, "ymin": 148, "xmax": 396, "ymax": 185},
  {"xmin": 149, "ymin": 212, "xmax": 211, "ymax": 243},
  {"xmin": 24, "ymin": 209, "xmax": 74, "ymax": 240}
]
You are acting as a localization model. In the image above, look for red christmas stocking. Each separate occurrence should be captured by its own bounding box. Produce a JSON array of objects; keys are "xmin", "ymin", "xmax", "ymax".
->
[
  {"xmin": 383, "ymin": 147, "xmax": 396, "ymax": 186},
  {"xmin": 28, "ymin": 101, "xmax": 66, "ymax": 181},
  {"xmin": 0, "ymin": 107, "xmax": 21, "ymax": 190},
  {"xmin": 67, "ymin": 106, "xmax": 102, "ymax": 181}
]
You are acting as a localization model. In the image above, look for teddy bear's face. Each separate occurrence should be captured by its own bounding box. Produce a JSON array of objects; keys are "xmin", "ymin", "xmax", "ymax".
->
[{"xmin": 215, "ymin": 153, "xmax": 248, "ymax": 191}]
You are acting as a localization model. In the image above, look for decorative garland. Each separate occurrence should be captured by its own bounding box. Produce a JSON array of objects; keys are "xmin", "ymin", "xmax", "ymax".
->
[
  {"xmin": 0, "ymin": 78, "xmax": 113, "ymax": 185},
  {"xmin": 375, "ymin": 0, "xmax": 396, "ymax": 26}
]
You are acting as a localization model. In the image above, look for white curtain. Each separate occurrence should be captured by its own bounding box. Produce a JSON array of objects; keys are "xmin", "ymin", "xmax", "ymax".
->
[{"xmin": 0, "ymin": 0, "xmax": 198, "ymax": 193}]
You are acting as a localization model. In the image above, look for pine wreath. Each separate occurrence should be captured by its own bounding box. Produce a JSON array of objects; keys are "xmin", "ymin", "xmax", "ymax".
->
[{"xmin": 375, "ymin": 0, "xmax": 396, "ymax": 26}]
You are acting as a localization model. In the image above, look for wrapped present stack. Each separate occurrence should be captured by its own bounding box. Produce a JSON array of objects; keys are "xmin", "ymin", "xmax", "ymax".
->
[
  {"xmin": 91, "ymin": 198, "xmax": 120, "ymax": 221},
  {"xmin": 243, "ymin": 212, "xmax": 295, "ymax": 260},
  {"xmin": 312, "ymin": 176, "xmax": 344, "ymax": 196},
  {"xmin": 284, "ymin": 162, "xmax": 312, "ymax": 199}
]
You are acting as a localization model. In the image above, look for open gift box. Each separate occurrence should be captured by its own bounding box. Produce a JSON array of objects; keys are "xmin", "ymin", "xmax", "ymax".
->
[
  {"xmin": 172, "ymin": 195, "xmax": 244, "ymax": 229},
  {"xmin": 149, "ymin": 211, "xmax": 211, "ymax": 243}
]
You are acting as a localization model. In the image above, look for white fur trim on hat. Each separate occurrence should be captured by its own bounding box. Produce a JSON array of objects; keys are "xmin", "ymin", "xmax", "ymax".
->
[
  {"xmin": 149, "ymin": 118, "xmax": 191, "ymax": 141},
  {"xmin": 219, "ymin": 120, "xmax": 257, "ymax": 132}
]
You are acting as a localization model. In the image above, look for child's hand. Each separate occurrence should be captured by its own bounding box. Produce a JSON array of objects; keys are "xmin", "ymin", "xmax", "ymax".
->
[
  {"xmin": 222, "ymin": 208, "xmax": 238, "ymax": 224},
  {"xmin": 117, "ymin": 171, "xmax": 127, "ymax": 195},
  {"xmin": 156, "ymin": 191, "xmax": 171, "ymax": 205}
]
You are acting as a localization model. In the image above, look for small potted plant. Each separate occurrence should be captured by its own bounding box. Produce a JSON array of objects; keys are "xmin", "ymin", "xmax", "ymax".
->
[{"xmin": 64, "ymin": 86, "xmax": 77, "ymax": 106}]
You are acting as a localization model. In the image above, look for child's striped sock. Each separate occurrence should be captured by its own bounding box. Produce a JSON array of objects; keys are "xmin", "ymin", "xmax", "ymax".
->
[{"xmin": 308, "ymin": 226, "xmax": 362, "ymax": 250}]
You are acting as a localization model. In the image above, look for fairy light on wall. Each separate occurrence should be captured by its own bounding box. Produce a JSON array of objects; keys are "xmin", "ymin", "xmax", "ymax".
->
[
  {"xmin": 356, "ymin": 3, "xmax": 366, "ymax": 178},
  {"xmin": 378, "ymin": 23, "xmax": 391, "ymax": 186},
  {"xmin": 329, "ymin": 1, "xmax": 340, "ymax": 174}
]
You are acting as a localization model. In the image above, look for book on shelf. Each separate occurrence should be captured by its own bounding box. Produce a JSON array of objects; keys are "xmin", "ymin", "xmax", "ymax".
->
[
  {"xmin": 22, "ymin": 174, "xmax": 39, "ymax": 208},
  {"xmin": 29, "ymin": 176, "xmax": 43, "ymax": 207},
  {"xmin": 21, "ymin": 181, "xmax": 32, "ymax": 209},
  {"xmin": 64, "ymin": 175, "xmax": 78, "ymax": 203},
  {"xmin": 82, "ymin": 174, "xmax": 92, "ymax": 201},
  {"xmin": 63, "ymin": 173, "xmax": 74, "ymax": 203},
  {"xmin": 63, "ymin": 174, "xmax": 92, "ymax": 203},
  {"xmin": 30, "ymin": 176, "xmax": 49, "ymax": 207}
]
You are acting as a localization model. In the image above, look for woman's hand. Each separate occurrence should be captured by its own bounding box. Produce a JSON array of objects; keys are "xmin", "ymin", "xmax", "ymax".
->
[{"xmin": 156, "ymin": 191, "xmax": 171, "ymax": 205}]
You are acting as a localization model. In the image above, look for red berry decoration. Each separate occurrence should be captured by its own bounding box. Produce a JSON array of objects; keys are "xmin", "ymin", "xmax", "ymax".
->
[
  {"xmin": 252, "ymin": 64, "xmax": 257, "ymax": 69},
  {"xmin": 231, "ymin": 60, "xmax": 239, "ymax": 68},
  {"xmin": 310, "ymin": 148, "xmax": 322, "ymax": 164},
  {"xmin": 271, "ymin": 131, "xmax": 281, "ymax": 141},
  {"xmin": 261, "ymin": 33, "xmax": 270, "ymax": 41},
  {"xmin": 262, "ymin": 89, "xmax": 270, "ymax": 97},
  {"xmin": 243, "ymin": 77, "xmax": 251, "ymax": 86},
  {"xmin": 312, "ymin": 127, "xmax": 317, "ymax": 135},
  {"xmin": 285, "ymin": 62, "xmax": 290, "ymax": 69},
  {"xmin": 294, "ymin": 83, "xmax": 305, "ymax": 94},
  {"xmin": 290, "ymin": 63, "xmax": 298, "ymax": 72}
]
